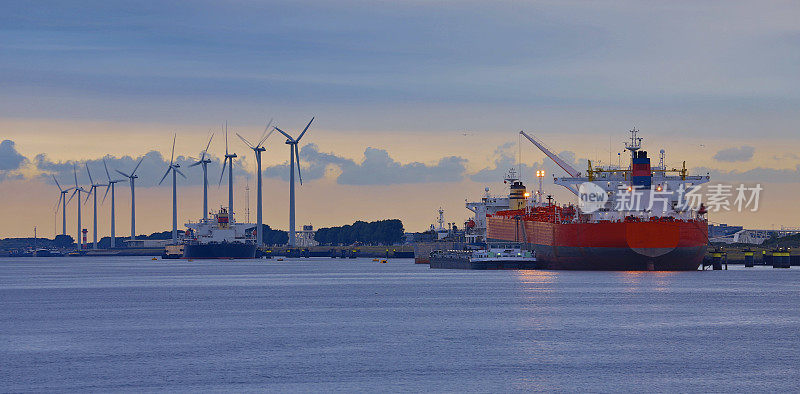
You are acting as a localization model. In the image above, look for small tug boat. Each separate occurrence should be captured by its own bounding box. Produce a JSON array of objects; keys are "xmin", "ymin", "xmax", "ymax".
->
[{"xmin": 429, "ymin": 247, "xmax": 537, "ymax": 270}]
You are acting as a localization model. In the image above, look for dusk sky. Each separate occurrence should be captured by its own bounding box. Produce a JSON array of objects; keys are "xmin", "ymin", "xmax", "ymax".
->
[{"xmin": 2, "ymin": 1, "xmax": 799, "ymax": 238}]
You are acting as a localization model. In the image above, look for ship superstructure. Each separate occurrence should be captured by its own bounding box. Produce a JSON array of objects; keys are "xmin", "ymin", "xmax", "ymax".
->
[
  {"xmin": 464, "ymin": 170, "xmax": 519, "ymax": 243},
  {"xmin": 182, "ymin": 207, "xmax": 257, "ymax": 259},
  {"xmin": 467, "ymin": 129, "xmax": 711, "ymax": 271}
]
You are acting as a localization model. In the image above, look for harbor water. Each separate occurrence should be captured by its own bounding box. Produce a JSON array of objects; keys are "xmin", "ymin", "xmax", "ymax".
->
[{"xmin": 1, "ymin": 257, "xmax": 799, "ymax": 392}]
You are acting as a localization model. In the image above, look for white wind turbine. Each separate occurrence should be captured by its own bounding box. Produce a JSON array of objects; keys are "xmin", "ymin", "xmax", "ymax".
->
[
  {"xmin": 218, "ymin": 123, "xmax": 237, "ymax": 221},
  {"xmin": 103, "ymin": 159, "xmax": 126, "ymax": 248},
  {"xmin": 237, "ymin": 119, "xmax": 274, "ymax": 246},
  {"xmin": 189, "ymin": 133, "xmax": 214, "ymax": 221},
  {"xmin": 53, "ymin": 175, "xmax": 73, "ymax": 236},
  {"xmin": 159, "ymin": 134, "xmax": 186, "ymax": 244},
  {"xmin": 274, "ymin": 117, "xmax": 314, "ymax": 247},
  {"xmin": 66, "ymin": 164, "xmax": 89, "ymax": 250},
  {"xmin": 83, "ymin": 163, "xmax": 108, "ymax": 250},
  {"xmin": 116, "ymin": 157, "xmax": 145, "ymax": 241}
]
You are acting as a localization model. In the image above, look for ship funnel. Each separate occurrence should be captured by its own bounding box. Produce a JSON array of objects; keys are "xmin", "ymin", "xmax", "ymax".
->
[
  {"xmin": 631, "ymin": 150, "xmax": 652, "ymax": 188},
  {"xmin": 509, "ymin": 181, "xmax": 527, "ymax": 210}
]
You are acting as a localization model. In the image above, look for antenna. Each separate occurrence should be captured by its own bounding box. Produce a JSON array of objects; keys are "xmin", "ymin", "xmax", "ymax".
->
[
  {"xmin": 245, "ymin": 174, "xmax": 251, "ymax": 224},
  {"xmin": 625, "ymin": 127, "xmax": 642, "ymax": 159}
]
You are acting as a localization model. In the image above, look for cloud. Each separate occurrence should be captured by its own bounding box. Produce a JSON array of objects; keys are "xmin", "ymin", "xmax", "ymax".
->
[
  {"xmin": 773, "ymin": 153, "xmax": 799, "ymax": 161},
  {"xmin": 469, "ymin": 142, "xmax": 588, "ymax": 183},
  {"xmin": 3, "ymin": 1, "xmax": 800, "ymax": 130},
  {"xmin": 0, "ymin": 140, "xmax": 26, "ymax": 170},
  {"xmin": 693, "ymin": 165, "xmax": 800, "ymax": 184},
  {"xmin": 263, "ymin": 143, "xmax": 467, "ymax": 185},
  {"xmin": 0, "ymin": 140, "xmax": 28, "ymax": 181},
  {"xmin": 2, "ymin": 140, "xmax": 467, "ymax": 186},
  {"xmin": 34, "ymin": 150, "xmax": 250, "ymax": 188},
  {"xmin": 713, "ymin": 146, "xmax": 755, "ymax": 162},
  {"xmin": 338, "ymin": 147, "xmax": 466, "ymax": 185}
]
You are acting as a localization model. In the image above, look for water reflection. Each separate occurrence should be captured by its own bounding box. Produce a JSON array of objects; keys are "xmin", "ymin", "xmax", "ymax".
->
[
  {"xmin": 617, "ymin": 270, "xmax": 678, "ymax": 292},
  {"xmin": 514, "ymin": 270, "xmax": 559, "ymax": 299},
  {"xmin": 515, "ymin": 270, "xmax": 558, "ymax": 286}
]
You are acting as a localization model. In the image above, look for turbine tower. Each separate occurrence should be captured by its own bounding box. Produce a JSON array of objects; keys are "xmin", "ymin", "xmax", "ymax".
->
[
  {"xmin": 53, "ymin": 175, "xmax": 73, "ymax": 235},
  {"xmin": 116, "ymin": 157, "xmax": 145, "ymax": 241},
  {"xmin": 274, "ymin": 117, "xmax": 314, "ymax": 247},
  {"xmin": 83, "ymin": 163, "xmax": 108, "ymax": 250},
  {"xmin": 189, "ymin": 133, "xmax": 214, "ymax": 221},
  {"xmin": 67, "ymin": 164, "xmax": 88, "ymax": 250},
  {"xmin": 159, "ymin": 134, "xmax": 186, "ymax": 244},
  {"xmin": 237, "ymin": 119, "xmax": 274, "ymax": 245},
  {"xmin": 103, "ymin": 159, "xmax": 125, "ymax": 248},
  {"xmin": 219, "ymin": 123, "xmax": 237, "ymax": 221}
]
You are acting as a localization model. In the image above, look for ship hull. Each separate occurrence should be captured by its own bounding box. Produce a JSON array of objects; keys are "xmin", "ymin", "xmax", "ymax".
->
[
  {"xmin": 182, "ymin": 242, "xmax": 257, "ymax": 259},
  {"xmin": 430, "ymin": 256, "xmax": 539, "ymax": 270},
  {"xmin": 487, "ymin": 217, "xmax": 707, "ymax": 271}
]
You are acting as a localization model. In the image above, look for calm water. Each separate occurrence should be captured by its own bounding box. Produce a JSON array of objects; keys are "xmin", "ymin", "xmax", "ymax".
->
[{"xmin": 1, "ymin": 257, "xmax": 799, "ymax": 392}]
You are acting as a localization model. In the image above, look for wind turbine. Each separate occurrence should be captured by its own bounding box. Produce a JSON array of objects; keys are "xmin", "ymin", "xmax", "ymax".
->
[
  {"xmin": 274, "ymin": 117, "xmax": 314, "ymax": 247},
  {"xmin": 218, "ymin": 122, "xmax": 237, "ymax": 221},
  {"xmin": 53, "ymin": 175, "xmax": 73, "ymax": 235},
  {"xmin": 83, "ymin": 163, "xmax": 108, "ymax": 250},
  {"xmin": 159, "ymin": 134, "xmax": 186, "ymax": 244},
  {"xmin": 189, "ymin": 133, "xmax": 214, "ymax": 221},
  {"xmin": 237, "ymin": 119, "xmax": 274, "ymax": 245},
  {"xmin": 116, "ymin": 157, "xmax": 145, "ymax": 241},
  {"xmin": 67, "ymin": 164, "xmax": 89, "ymax": 250},
  {"xmin": 103, "ymin": 159, "xmax": 125, "ymax": 248}
]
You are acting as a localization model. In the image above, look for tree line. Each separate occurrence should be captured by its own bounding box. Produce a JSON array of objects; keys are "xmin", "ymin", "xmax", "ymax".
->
[
  {"xmin": 249, "ymin": 224, "xmax": 289, "ymax": 246},
  {"xmin": 314, "ymin": 219, "xmax": 404, "ymax": 246}
]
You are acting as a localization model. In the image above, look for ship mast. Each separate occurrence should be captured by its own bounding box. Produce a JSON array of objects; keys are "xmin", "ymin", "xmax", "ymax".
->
[{"xmin": 624, "ymin": 127, "xmax": 642, "ymax": 161}]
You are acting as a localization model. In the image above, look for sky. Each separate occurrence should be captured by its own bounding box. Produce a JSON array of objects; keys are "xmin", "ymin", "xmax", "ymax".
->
[{"xmin": 1, "ymin": 0, "xmax": 800, "ymax": 238}]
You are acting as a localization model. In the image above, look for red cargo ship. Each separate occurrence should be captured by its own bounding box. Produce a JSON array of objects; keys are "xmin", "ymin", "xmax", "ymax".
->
[{"xmin": 483, "ymin": 129, "xmax": 710, "ymax": 271}]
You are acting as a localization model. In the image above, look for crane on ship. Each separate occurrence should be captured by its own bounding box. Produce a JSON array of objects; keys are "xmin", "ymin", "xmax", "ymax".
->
[{"xmin": 519, "ymin": 131, "xmax": 579, "ymax": 195}]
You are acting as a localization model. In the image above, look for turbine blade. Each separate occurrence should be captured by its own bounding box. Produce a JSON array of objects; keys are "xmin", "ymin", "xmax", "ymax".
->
[
  {"xmin": 218, "ymin": 159, "xmax": 227, "ymax": 186},
  {"xmin": 257, "ymin": 118, "xmax": 274, "ymax": 146},
  {"xmin": 73, "ymin": 164, "xmax": 78, "ymax": 187},
  {"xmin": 170, "ymin": 134, "xmax": 176, "ymax": 165},
  {"xmin": 67, "ymin": 189, "xmax": 78, "ymax": 205},
  {"xmin": 274, "ymin": 126, "xmax": 293, "ymax": 141},
  {"xmin": 237, "ymin": 133, "xmax": 254, "ymax": 149},
  {"xmin": 85, "ymin": 163, "xmax": 94, "ymax": 185},
  {"xmin": 225, "ymin": 121, "xmax": 229, "ymax": 155},
  {"xmin": 159, "ymin": 167, "xmax": 171, "ymax": 185},
  {"xmin": 116, "ymin": 169, "xmax": 130, "ymax": 178},
  {"xmin": 202, "ymin": 133, "xmax": 214, "ymax": 161},
  {"xmin": 175, "ymin": 168, "xmax": 186, "ymax": 179},
  {"xmin": 84, "ymin": 188, "xmax": 93, "ymax": 204},
  {"xmin": 52, "ymin": 175, "xmax": 62, "ymax": 191},
  {"xmin": 101, "ymin": 184, "xmax": 110, "ymax": 204},
  {"xmin": 55, "ymin": 194, "xmax": 63, "ymax": 212},
  {"xmin": 296, "ymin": 117, "xmax": 314, "ymax": 142},
  {"xmin": 257, "ymin": 125, "xmax": 274, "ymax": 147},
  {"xmin": 189, "ymin": 161, "xmax": 202, "ymax": 167},
  {"xmin": 131, "ymin": 156, "xmax": 145, "ymax": 175},
  {"xmin": 103, "ymin": 158, "xmax": 112, "ymax": 181},
  {"xmin": 295, "ymin": 144, "xmax": 303, "ymax": 185}
]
